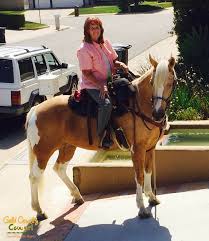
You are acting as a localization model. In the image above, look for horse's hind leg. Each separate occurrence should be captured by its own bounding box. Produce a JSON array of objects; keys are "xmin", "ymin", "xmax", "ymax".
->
[
  {"xmin": 28, "ymin": 143, "xmax": 48, "ymax": 221},
  {"xmin": 53, "ymin": 144, "xmax": 84, "ymax": 205},
  {"xmin": 144, "ymin": 149, "xmax": 160, "ymax": 206}
]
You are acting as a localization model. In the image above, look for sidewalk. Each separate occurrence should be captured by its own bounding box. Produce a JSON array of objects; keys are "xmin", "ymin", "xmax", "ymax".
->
[
  {"xmin": 25, "ymin": 9, "xmax": 74, "ymax": 24},
  {"xmin": 5, "ymin": 8, "xmax": 74, "ymax": 44},
  {"xmin": 129, "ymin": 35, "xmax": 179, "ymax": 74},
  {"xmin": 5, "ymin": 25, "xmax": 69, "ymax": 44}
]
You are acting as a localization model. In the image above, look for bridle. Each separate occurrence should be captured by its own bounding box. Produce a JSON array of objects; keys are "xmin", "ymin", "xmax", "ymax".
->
[{"xmin": 151, "ymin": 69, "xmax": 177, "ymax": 111}]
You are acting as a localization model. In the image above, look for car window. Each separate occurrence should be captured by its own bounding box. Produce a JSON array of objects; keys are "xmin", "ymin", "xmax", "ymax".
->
[
  {"xmin": 33, "ymin": 55, "xmax": 47, "ymax": 76},
  {"xmin": 18, "ymin": 58, "xmax": 35, "ymax": 82},
  {"xmin": 44, "ymin": 53, "xmax": 60, "ymax": 71},
  {"xmin": 0, "ymin": 59, "xmax": 14, "ymax": 83}
]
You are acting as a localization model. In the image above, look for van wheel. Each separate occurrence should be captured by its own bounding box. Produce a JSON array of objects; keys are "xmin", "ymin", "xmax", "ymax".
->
[
  {"xmin": 65, "ymin": 78, "xmax": 78, "ymax": 95},
  {"xmin": 70, "ymin": 78, "xmax": 78, "ymax": 95},
  {"xmin": 32, "ymin": 96, "xmax": 43, "ymax": 107}
]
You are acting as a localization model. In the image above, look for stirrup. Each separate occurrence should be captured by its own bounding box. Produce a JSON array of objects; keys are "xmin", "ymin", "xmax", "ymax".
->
[
  {"xmin": 114, "ymin": 127, "xmax": 130, "ymax": 150},
  {"xmin": 99, "ymin": 130, "xmax": 113, "ymax": 149}
]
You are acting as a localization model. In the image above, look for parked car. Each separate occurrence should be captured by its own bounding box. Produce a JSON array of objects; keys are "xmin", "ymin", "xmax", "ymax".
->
[{"xmin": 0, "ymin": 45, "xmax": 78, "ymax": 118}]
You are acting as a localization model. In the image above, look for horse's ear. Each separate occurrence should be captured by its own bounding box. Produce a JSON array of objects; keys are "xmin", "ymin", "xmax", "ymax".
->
[
  {"xmin": 168, "ymin": 55, "xmax": 175, "ymax": 69},
  {"xmin": 149, "ymin": 54, "xmax": 158, "ymax": 69}
]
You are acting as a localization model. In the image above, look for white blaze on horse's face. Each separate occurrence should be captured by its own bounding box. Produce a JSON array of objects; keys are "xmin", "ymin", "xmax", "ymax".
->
[
  {"xmin": 149, "ymin": 55, "xmax": 176, "ymax": 121},
  {"xmin": 153, "ymin": 60, "xmax": 169, "ymax": 111}
]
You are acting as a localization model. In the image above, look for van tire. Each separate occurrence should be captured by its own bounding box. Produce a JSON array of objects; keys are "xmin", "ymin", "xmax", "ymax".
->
[
  {"xmin": 32, "ymin": 96, "xmax": 43, "ymax": 107},
  {"xmin": 69, "ymin": 77, "xmax": 78, "ymax": 95}
]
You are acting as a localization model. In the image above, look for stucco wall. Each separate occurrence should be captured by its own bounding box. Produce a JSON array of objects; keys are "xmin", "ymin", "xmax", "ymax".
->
[
  {"xmin": 0, "ymin": 0, "xmax": 25, "ymax": 10},
  {"xmin": 31, "ymin": 0, "xmax": 83, "ymax": 9}
]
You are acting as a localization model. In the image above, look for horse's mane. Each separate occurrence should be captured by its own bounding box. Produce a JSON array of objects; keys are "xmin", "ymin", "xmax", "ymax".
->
[
  {"xmin": 132, "ymin": 67, "xmax": 153, "ymax": 87},
  {"xmin": 132, "ymin": 60, "xmax": 169, "ymax": 90},
  {"xmin": 153, "ymin": 60, "xmax": 169, "ymax": 90}
]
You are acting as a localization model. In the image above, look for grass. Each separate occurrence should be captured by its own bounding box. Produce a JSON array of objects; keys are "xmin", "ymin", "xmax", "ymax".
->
[
  {"xmin": 0, "ymin": 10, "xmax": 24, "ymax": 15},
  {"xmin": 70, "ymin": 2, "xmax": 172, "ymax": 15},
  {"xmin": 20, "ymin": 21, "xmax": 48, "ymax": 30},
  {"xmin": 0, "ymin": 10, "xmax": 48, "ymax": 30},
  {"xmin": 70, "ymin": 5, "xmax": 120, "ymax": 15},
  {"xmin": 143, "ymin": 1, "xmax": 172, "ymax": 9}
]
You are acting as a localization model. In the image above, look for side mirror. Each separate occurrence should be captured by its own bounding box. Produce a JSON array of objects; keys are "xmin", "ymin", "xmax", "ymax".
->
[{"xmin": 61, "ymin": 63, "xmax": 68, "ymax": 69}]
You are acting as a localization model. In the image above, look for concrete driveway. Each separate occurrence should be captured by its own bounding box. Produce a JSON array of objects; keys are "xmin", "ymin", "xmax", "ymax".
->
[{"xmin": 25, "ymin": 9, "xmax": 74, "ymax": 25}]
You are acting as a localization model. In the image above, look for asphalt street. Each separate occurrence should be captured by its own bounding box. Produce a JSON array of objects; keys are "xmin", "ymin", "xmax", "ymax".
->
[
  {"xmin": 12, "ymin": 9, "xmax": 174, "ymax": 73},
  {"xmin": 0, "ymin": 9, "xmax": 174, "ymax": 148}
]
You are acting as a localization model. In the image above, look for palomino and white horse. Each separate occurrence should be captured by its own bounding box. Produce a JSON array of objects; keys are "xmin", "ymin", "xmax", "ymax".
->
[{"xmin": 25, "ymin": 55, "xmax": 176, "ymax": 221}]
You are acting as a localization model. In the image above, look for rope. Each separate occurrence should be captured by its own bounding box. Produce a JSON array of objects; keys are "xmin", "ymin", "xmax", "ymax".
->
[{"xmin": 153, "ymin": 150, "xmax": 157, "ymax": 220}]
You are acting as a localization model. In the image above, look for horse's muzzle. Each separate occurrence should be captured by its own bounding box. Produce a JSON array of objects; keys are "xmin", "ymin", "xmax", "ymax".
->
[{"xmin": 152, "ymin": 108, "xmax": 165, "ymax": 122}]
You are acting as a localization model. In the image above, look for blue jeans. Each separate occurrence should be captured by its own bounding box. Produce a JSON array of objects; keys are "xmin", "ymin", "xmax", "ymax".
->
[{"xmin": 86, "ymin": 89, "xmax": 112, "ymax": 136}]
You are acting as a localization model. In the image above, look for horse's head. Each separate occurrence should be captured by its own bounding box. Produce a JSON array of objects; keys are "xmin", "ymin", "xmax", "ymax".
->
[{"xmin": 149, "ymin": 54, "xmax": 177, "ymax": 122}]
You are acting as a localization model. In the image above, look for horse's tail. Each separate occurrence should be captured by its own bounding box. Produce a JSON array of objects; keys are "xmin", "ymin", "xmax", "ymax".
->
[
  {"xmin": 25, "ymin": 106, "xmax": 36, "ymax": 171},
  {"xmin": 25, "ymin": 106, "xmax": 36, "ymax": 130}
]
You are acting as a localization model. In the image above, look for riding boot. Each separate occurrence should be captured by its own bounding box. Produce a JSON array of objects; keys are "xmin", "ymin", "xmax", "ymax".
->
[{"xmin": 99, "ymin": 128, "xmax": 113, "ymax": 149}]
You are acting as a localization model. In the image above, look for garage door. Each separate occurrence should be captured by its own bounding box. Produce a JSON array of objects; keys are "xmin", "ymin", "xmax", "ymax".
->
[
  {"xmin": 35, "ymin": 0, "xmax": 51, "ymax": 8},
  {"xmin": 52, "ymin": 0, "xmax": 83, "ymax": 8}
]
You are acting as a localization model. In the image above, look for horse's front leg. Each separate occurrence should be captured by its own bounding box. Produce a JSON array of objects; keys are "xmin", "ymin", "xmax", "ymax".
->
[
  {"xmin": 132, "ymin": 146, "xmax": 152, "ymax": 218},
  {"xmin": 144, "ymin": 149, "xmax": 160, "ymax": 206}
]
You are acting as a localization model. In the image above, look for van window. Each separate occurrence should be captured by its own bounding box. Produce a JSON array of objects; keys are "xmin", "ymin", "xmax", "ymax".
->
[
  {"xmin": 45, "ymin": 53, "xmax": 60, "ymax": 71},
  {"xmin": 18, "ymin": 58, "xmax": 35, "ymax": 82},
  {"xmin": 0, "ymin": 59, "xmax": 14, "ymax": 83},
  {"xmin": 33, "ymin": 55, "xmax": 47, "ymax": 76}
]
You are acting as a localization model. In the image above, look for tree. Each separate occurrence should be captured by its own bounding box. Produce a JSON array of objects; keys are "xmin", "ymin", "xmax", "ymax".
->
[{"xmin": 172, "ymin": 0, "xmax": 209, "ymax": 88}]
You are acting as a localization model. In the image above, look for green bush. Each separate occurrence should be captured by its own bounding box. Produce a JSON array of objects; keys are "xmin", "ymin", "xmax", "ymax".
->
[
  {"xmin": 118, "ymin": 0, "xmax": 144, "ymax": 12},
  {"xmin": 172, "ymin": 0, "xmax": 209, "ymax": 89},
  {"xmin": 180, "ymin": 25, "xmax": 209, "ymax": 86},
  {"xmin": 168, "ymin": 81, "xmax": 209, "ymax": 120},
  {"xmin": 175, "ymin": 107, "xmax": 202, "ymax": 120},
  {"xmin": 0, "ymin": 12, "xmax": 25, "ymax": 29},
  {"xmin": 118, "ymin": 0, "xmax": 131, "ymax": 12}
]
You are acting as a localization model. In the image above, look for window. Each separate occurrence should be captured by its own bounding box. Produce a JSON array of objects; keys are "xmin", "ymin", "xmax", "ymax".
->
[
  {"xmin": 33, "ymin": 55, "xmax": 47, "ymax": 76},
  {"xmin": 0, "ymin": 59, "xmax": 14, "ymax": 83},
  {"xmin": 18, "ymin": 58, "xmax": 35, "ymax": 82},
  {"xmin": 44, "ymin": 53, "xmax": 60, "ymax": 71}
]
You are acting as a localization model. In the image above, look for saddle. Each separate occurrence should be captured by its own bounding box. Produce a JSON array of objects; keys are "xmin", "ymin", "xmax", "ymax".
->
[{"xmin": 68, "ymin": 75, "xmax": 136, "ymax": 149}]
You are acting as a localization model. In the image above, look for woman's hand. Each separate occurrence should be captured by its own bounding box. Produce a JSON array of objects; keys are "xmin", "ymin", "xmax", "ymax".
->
[
  {"xmin": 99, "ymin": 85, "xmax": 109, "ymax": 99},
  {"xmin": 114, "ymin": 60, "xmax": 129, "ymax": 74},
  {"xmin": 120, "ymin": 62, "xmax": 129, "ymax": 74}
]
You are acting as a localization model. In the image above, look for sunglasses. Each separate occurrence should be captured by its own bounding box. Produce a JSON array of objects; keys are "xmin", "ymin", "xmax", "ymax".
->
[{"xmin": 89, "ymin": 25, "xmax": 100, "ymax": 31}]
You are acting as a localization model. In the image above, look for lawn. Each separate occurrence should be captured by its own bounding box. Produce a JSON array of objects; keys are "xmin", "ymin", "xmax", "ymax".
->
[
  {"xmin": 20, "ymin": 21, "xmax": 48, "ymax": 30},
  {"xmin": 0, "ymin": 10, "xmax": 24, "ymax": 15},
  {"xmin": 70, "ymin": 1, "xmax": 172, "ymax": 15},
  {"xmin": 70, "ymin": 5, "xmax": 120, "ymax": 15},
  {"xmin": 143, "ymin": 1, "xmax": 172, "ymax": 9}
]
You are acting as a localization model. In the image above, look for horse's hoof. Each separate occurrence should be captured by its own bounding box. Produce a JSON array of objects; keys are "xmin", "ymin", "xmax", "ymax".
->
[
  {"xmin": 72, "ymin": 197, "xmax": 85, "ymax": 205},
  {"xmin": 76, "ymin": 197, "xmax": 85, "ymax": 205},
  {"xmin": 37, "ymin": 213, "xmax": 48, "ymax": 222},
  {"xmin": 138, "ymin": 209, "xmax": 152, "ymax": 219},
  {"xmin": 149, "ymin": 198, "xmax": 160, "ymax": 207}
]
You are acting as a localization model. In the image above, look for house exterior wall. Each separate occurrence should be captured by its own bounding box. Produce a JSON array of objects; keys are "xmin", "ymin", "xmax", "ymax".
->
[
  {"xmin": 0, "ymin": 0, "xmax": 25, "ymax": 10},
  {"xmin": 29, "ymin": 0, "xmax": 83, "ymax": 9}
]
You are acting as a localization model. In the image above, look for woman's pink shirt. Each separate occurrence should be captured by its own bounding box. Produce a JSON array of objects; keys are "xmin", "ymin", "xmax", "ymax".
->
[{"xmin": 77, "ymin": 39, "xmax": 118, "ymax": 89}]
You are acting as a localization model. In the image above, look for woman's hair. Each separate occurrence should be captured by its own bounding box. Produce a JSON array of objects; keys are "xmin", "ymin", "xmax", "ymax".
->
[{"xmin": 84, "ymin": 17, "xmax": 104, "ymax": 44}]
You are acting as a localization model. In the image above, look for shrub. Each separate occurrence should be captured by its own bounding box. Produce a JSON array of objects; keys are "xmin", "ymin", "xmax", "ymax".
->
[
  {"xmin": 172, "ymin": 0, "xmax": 209, "ymax": 89},
  {"xmin": 118, "ymin": 0, "xmax": 144, "ymax": 12},
  {"xmin": 0, "ymin": 12, "xmax": 25, "ymax": 29},
  {"xmin": 168, "ymin": 80, "xmax": 209, "ymax": 120},
  {"xmin": 118, "ymin": 0, "xmax": 131, "ymax": 12},
  {"xmin": 175, "ymin": 107, "xmax": 202, "ymax": 120}
]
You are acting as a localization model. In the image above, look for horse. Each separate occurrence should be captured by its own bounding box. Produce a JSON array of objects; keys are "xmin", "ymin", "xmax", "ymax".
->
[{"xmin": 25, "ymin": 55, "xmax": 176, "ymax": 221}]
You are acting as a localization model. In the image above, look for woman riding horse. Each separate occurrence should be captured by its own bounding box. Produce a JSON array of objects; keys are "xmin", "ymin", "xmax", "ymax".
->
[
  {"xmin": 25, "ymin": 18, "xmax": 176, "ymax": 221},
  {"xmin": 77, "ymin": 17, "xmax": 129, "ymax": 149}
]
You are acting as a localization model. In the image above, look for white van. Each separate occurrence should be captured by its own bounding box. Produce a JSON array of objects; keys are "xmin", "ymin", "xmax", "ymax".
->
[{"xmin": 0, "ymin": 45, "xmax": 78, "ymax": 118}]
